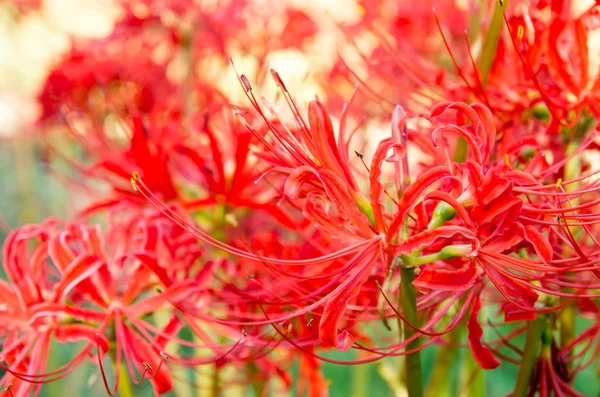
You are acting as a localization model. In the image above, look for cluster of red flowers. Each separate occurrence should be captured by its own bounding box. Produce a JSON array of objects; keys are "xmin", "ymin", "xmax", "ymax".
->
[{"xmin": 2, "ymin": 0, "xmax": 600, "ymax": 396}]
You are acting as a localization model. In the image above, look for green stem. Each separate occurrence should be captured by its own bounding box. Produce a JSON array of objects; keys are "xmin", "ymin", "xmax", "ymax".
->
[
  {"xmin": 478, "ymin": 0, "xmax": 507, "ymax": 88},
  {"xmin": 513, "ymin": 316, "xmax": 545, "ymax": 397},
  {"xmin": 351, "ymin": 364, "xmax": 369, "ymax": 397},
  {"xmin": 118, "ymin": 361, "xmax": 135, "ymax": 397},
  {"xmin": 463, "ymin": 350, "xmax": 484, "ymax": 397},
  {"xmin": 211, "ymin": 363, "xmax": 220, "ymax": 397},
  {"xmin": 399, "ymin": 267, "xmax": 423, "ymax": 397},
  {"xmin": 425, "ymin": 327, "xmax": 462, "ymax": 397},
  {"xmin": 453, "ymin": 138, "xmax": 469, "ymax": 163},
  {"xmin": 13, "ymin": 138, "xmax": 39, "ymax": 224},
  {"xmin": 559, "ymin": 304, "xmax": 575, "ymax": 370},
  {"xmin": 248, "ymin": 362, "xmax": 266, "ymax": 397},
  {"xmin": 560, "ymin": 142, "xmax": 580, "ymax": 370}
]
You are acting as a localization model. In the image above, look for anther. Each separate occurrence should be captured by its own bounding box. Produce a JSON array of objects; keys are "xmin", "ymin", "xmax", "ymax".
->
[
  {"xmin": 240, "ymin": 75, "xmax": 252, "ymax": 92},
  {"xmin": 270, "ymin": 69, "xmax": 287, "ymax": 91},
  {"xmin": 517, "ymin": 25, "xmax": 524, "ymax": 40},
  {"xmin": 160, "ymin": 351, "xmax": 169, "ymax": 361},
  {"xmin": 143, "ymin": 362, "xmax": 153, "ymax": 372},
  {"xmin": 224, "ymin": 213, "xmax": 239, "ymax": 227},
  {"xmin": 306, "ymin": 318, "xmax": 313, "ymax": 327},
  {"xmin": 556, "ymin": 178, "xmax": 563, "ymax": 189},
  {"xmin": 354, "ymin": 150, "xmax": 364, "ymax": 159}
]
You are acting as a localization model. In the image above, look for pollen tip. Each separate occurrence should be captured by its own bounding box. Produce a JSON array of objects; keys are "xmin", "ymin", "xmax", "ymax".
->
[
  {"xmin": 132, "ymin": 171, "xmax": 140, "ymax": 180},
  {"xmin": 240, "ymin": 74, "xmax": 252, "ymax": 92},
  {"xmin": 224, "ymin": 213, "xmax": 239, "ymax": 228},
  {"xmin": 270, "ymin": 69, "xmax": 287, "ymax": 91},
  {"xmin": 504, "ymin": 153, "xmax": 510, "ymax": 167},
  {"xmin": 556, "ymin": 178, "xmax": 562, "ymax": 188},
  {"xmin": 130, "ymin": 178, "xmax": 138, "ymax": 192},
  {"xmin": 517, "ymin": 25, "xmax": 524, "ymax": 39},
  {"xmin": 242, "ymin": 329, "xmax": 247, "ymax": 337},
  {"xmin": 143, "ymin": 361, "xmax": 153, "ymax": 371},
  {"xmin": 160, "ymin": 351, "xmax": 169, "ymax": 360}
]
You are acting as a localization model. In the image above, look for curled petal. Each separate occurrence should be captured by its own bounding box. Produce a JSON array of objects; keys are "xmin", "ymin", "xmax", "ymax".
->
[
  {"xmin": 284, "ymin": 166, "xmax": 319, "ymax": 199},
  {"xmin": 484, "ymin": 267, "xmax": 538, "ymax": 309},
  {"xmin": 391, "ymin": 226, "xmax": 477, "ymax": 256},
  {"xmin": 476, "ymin": 171, "xmax": 513, "ymax": 208},
  {"xmin": 523, "ymin": 225, "xmax": 553, "ymax": 264},
  {"xmin": 308, "ymin": 101, "xmax": 347, "ymax": 181},
  {"xmin": 369, "ymin": 139, "xmax": 394, "ymax": 233},
  {"xmin": 432, "ymin": 125, "xmax": 483, "ymax": 164},
  {"xmin": 414, "ymin": 260, "xmax": 478, "ymax": 291},
  {"xmin": 303, "ymin": 199, "xmax": 365, "ymax": 244},
  {"xmin": 319, "ymin": 240, "xmax": 381, "ymax": 350},
  {"xmin": 319, "ymin": 170, "xmax": 374, "ymax": 237},
  {"xmin": 501, "ymin": 303, "xmax": 537, "ymax": 322},
  {"xmin": 52, "ymin": 254, "xmax": 104, "ymax": 303},
  {"xmin": 471, "ymin": 103, "xmax": 496, "ymax": 159},
  {"xmin": 55, "ymin": 324, "xmax": 110, "ymax": 353},
  {"xmin": 133, "ymin": 253, "xmax": 173, "ymax": 288},
  {"xmin": 388, "ymin": 166, "xmax": 458, "ymax": 239},
  {"xmin": 388, "ymin": 105, "xmax": 408, "ymax": 162},
  {"xmin": 467, "ymin": 294, "xmax": 501, "ymax": 370}
]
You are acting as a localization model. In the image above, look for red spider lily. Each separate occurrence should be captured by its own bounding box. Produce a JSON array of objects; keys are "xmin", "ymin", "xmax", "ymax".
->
[
  {"xmin": 8, "ymin": 0, "xmax": 600, "ymax": 396},
  {"xmin": 530, "ymin": 333, "xmax": 586, "ymax": 397},
  {"xmin": 132, "ymin": 76, "xmax": 484, "ymax": 358},
  {"xmin": 133, "ymin": 76, "xmax": 385, "ymax": 352},
  {"xmin": 46, "ymin": 100, "xmax": 297, "ymax": 229},
  {"xmin": 45, "ymin": 218, "xmax": 241, "ymax": 396},
  {"xmin": 334, "ymin": 0, "xmax": 600, "ymax": 140},
  {"xmin": 38, "ymin": 0, "xmax": 321, "ymax": 125},
  {"xmin": 556, "ymin": 300, "xmax": 600, "ymax": 381},
  {"xmin": 0, "ymin": 220, "xmax": 110, "ymax": 397},
  {"xmin": 0, "ymin": 214, "xmax": 255, "ymax": 396},
  {"xmin": 404, "ymin": 100, "xmax": 600, "ymax": 366}
]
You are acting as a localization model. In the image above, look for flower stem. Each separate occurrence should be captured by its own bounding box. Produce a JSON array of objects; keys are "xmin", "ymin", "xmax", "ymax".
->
[
  {"xmin": 211, "ymin": 363, "xmax": 220, "ymax": 397},
  {"xmin": 399, "ymin": 267, "xmax": 423, "ymax": 397},
  {"xmin": 425, "ymin": 326, "xmax": 462, "ymax": 397},
  {"xmin": 478, "ymin": 0, "xmax": 507, "ymax": 88},
  {"xmin": 248, "ymin": 362, "xmax": 266, "ymax": 397},
  {"xmin": 118, "ymin": 361, "xmax": 134, "ymax": 397},
  {"xmin": 513, "ymin": 316, "xmax": 545, "ymax": 397},
  {"xmin": 351, "ymin": 363, "xmax": 369, "ymax": 397},
  {"xmin": 453, "ymin": 138, "xmax": 469, "ymax": 163},
  {"xmin": 560, "ymin": 142, "xmax": 580, "ymax": 371}
]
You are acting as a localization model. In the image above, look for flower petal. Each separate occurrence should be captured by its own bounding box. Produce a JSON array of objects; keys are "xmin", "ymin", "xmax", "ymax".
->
[
  {"xmin": 523, "ymin": 225, "xmax": 553, "ymax": 264},
  {"xmin": 467, "ymin": 294, "xmax": 501, "ymax": 370},
  {"xmin": 414, "ymin": 260, "xmax": 478, "ymax": 291},
  {"xmin": 319, "ymin": 240, "xmax": 381, "ymax": 350}
]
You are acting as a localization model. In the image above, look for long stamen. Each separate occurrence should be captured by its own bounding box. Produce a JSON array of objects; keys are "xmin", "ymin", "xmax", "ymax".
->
[{"xmin": 131, "ymin": 174, "xmax": 373, "ymax": 265}]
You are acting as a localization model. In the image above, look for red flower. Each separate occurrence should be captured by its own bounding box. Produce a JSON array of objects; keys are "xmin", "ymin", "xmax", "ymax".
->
[{"xmin": 0, "ymin": 221, "xmax": 109, "ymax": 397}]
